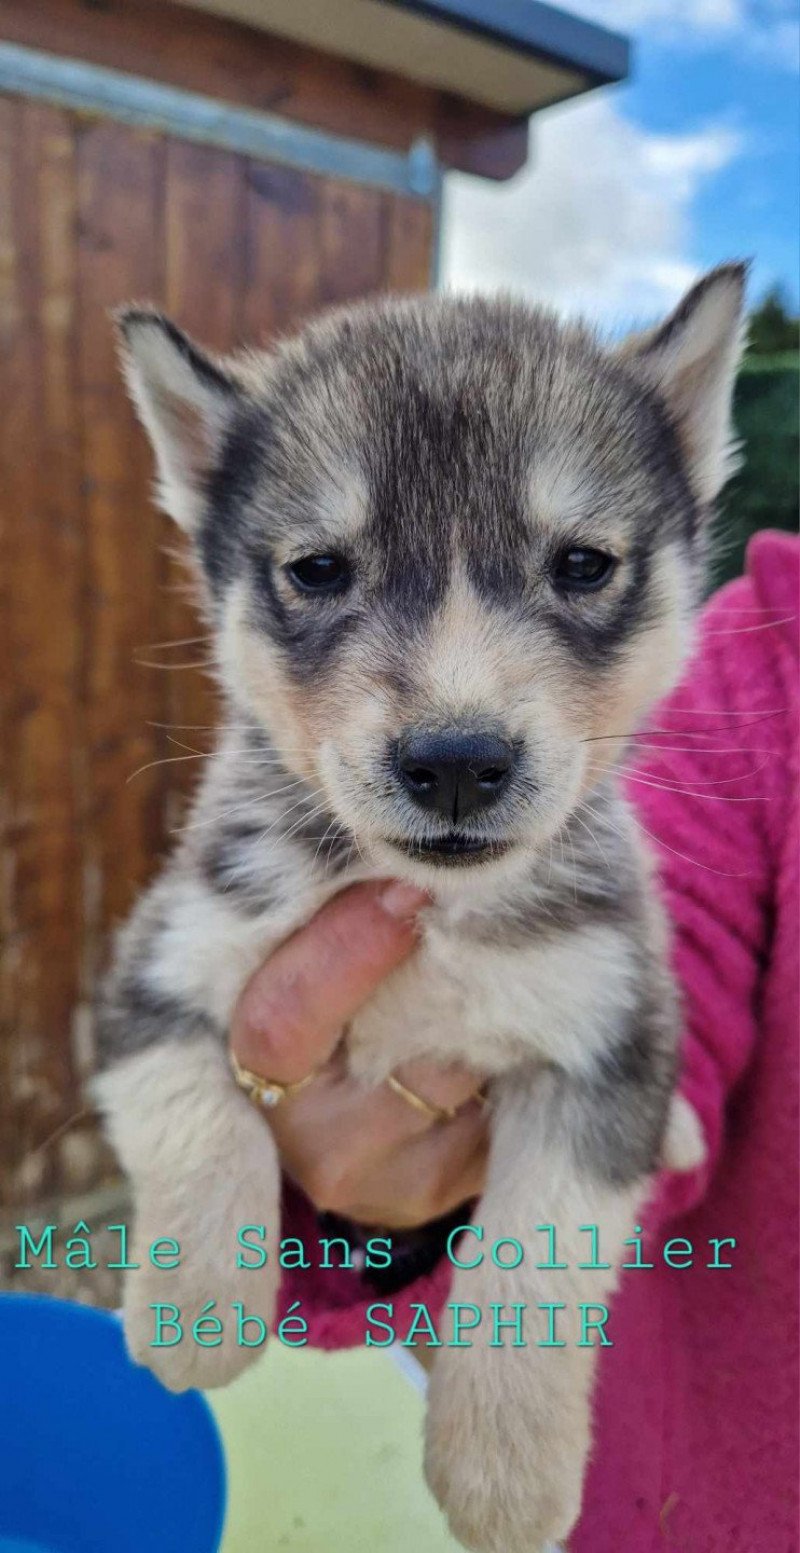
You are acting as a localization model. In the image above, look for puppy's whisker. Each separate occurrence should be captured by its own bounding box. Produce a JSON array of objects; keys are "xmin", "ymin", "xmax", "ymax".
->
[
  {"xmin": 316, "ymin": 817, "xmax": 351, "ymax": 879},
  {"xmin": 134, "ymin": 661, "xmax": 215, "ymax": 674},
  {"xmin": 16, "ymin": 1108, "xmax": 92, "ymax": 1171},
  {"xmin": 702, "ymin": 615, "xmax": 795, "ymax": 635},
  {"xmin": 567, "ymin": 829, "xmax": 580, "ymax": 904},
  {"xmin": 163, "ymin": 734, "xmax": 305, "ymax": 767},
  {"xmin": 135, "ymin": 635, "xmax": 214, "ymax": 652},
  {"xmin": 148, "ymin": 722, "xmax": 257, "ymax": 733},
  {"xmin": 251, "ymin": 790, "xmax": 330, "ymax": 848},
  {"xmin": 128, "ymin": 751, "xmax": 220, "ymax": 784},
  {"xmin": 571, "ymin": 805, "xmax": 613, "ymax": 871},
  {"xmin": 589, "ymin": 757, "xmax": 772, "ymax": 788},
  {"xmin": 581, "ymin": 712, "xmax": 783, "ymax": 743},
  {"xmin": 635, "ymin": 818, "xmax": 753, "ymax": 876},
  {"xmin": 582, "ymin": 792, "xmax": 752, "ymax": 878},
  {"xmin": 587, "ymin": 759, "xmax": 769, "ymax": 800},
  {"xmin": 311, "ymin": 814, "xmax": 339, "ymax": 869},
  {"xmin": 663, "ymin": 706, "xmax": 786, "ymax": 714},
  {"xmin": 274, "ymin": 799, "xmax": 335, "ymax": 850},
  {"xmin": 181, "ymin": 782, "xmax": 311, "ymax": 833},
  {"xmin": 624, "ymin": 744, "xmax": 774, "ymax": 757}
]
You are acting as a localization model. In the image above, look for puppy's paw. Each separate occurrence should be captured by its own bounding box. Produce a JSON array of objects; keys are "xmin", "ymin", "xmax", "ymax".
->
[
  {"xmin": 122, "ymin": 1197, "xmax": 279, "ymax": 1393},
  {"xmin": 661, "ymin": 1092, "xmax": 705, "ymax": 1173},
  {"xmin": 424, "ymin": 1356, "xmax": 587, "ymax": 1553},
  {"xmin": 118, "ymin": 1096, "xmax": 284, "ymax": 1394},
  {"xmin": 123, "ymin": 1259, "xmax": 275, "ymax": 1393},
  {"xmin": 425, "ymin": 1435, "xmax": 582, "ymax": 1553}
]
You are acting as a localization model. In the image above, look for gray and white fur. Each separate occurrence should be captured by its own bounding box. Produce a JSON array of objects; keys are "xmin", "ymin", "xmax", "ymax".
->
[{"xmin": 93, "ymin": 267, "xmax": 745, "ymax": 1553}]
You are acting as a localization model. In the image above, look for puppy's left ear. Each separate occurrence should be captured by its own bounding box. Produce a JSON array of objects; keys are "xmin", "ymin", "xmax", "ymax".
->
[
  {"xmin": 116, "ymin": 306, "xmax": 244, "ymax": 533},
  {"xmin": 619, "ymin": 263, "xmax": 748, "ymax": 504}
]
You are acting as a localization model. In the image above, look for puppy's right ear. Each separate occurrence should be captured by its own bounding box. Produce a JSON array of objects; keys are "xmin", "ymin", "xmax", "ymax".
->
[{"xmin": 116, "ymin": 307, "xmax": 242, "ymax": 532}]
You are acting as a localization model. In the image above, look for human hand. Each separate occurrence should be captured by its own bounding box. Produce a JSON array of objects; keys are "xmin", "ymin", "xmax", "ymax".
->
[{"xmin": 230, "ymin": 881, "xmax": 488, "ymax": 1230}]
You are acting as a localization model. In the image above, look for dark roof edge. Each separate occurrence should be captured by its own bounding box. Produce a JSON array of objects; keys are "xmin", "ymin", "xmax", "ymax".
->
[{"xmin": 381, "ymin": 0, "xmax": 631, "ymax": 88}]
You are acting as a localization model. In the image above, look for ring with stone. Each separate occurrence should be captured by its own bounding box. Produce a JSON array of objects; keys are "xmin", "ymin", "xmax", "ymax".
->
[{"xmin": 230, "ymin": 1050, "xmax": 318, "ymax": 1110}]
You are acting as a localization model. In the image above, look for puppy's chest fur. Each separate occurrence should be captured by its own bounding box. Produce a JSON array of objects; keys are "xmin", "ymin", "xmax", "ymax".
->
[{"xmin": 345, "ymin": 889, "xmax": 650, "ymax": 1084}]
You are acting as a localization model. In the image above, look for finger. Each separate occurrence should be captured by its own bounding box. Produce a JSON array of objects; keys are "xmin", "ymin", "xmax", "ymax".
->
[
  {"xmin": 264, "ymin": 1054, "xmax": 443, "ymax": 1197},
  {"xmin": 271, "ymin": 1054, "xmax": 486, "ymax": 1175},
  {"xmin": 347, "ymin": 1154, "xmax": 487, "ymax": 1230},
  {"xmin": 231, "ymin": 880, "xmax": 428, "ymax": 1083},
  {"xmin": 268, "ymin": 1065, "xmax": 488, "ymax": 1219},
  {"xmin": 266, "ymin": 1064, "xmax": 383, "ymax": 1199},
  {"xmin": 346, "ymin": 1124, "xmax": 489, "ymax": 1228},
  {"xmin": 411, "ymin": 1122, "xmax": 489, "ymax": 1216},
  {"xmin": 387, "ymin": 1057, "xmax": 488, "ymax": 1133}
]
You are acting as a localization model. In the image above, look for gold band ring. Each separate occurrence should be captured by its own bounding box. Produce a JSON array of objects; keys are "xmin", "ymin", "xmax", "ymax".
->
[
  {"xmin": 230, "ymin": 1051, "xmax": 318, "ymax": 1110},
  {"xmin": 386, "ymin": 1073, "xmax": 489, "ymax": 1124}
]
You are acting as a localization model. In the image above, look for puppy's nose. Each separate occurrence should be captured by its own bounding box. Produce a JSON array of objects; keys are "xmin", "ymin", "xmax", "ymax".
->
[{"xmin": 395, "ymin": 730, "xmax": 515, "ymax": 823}]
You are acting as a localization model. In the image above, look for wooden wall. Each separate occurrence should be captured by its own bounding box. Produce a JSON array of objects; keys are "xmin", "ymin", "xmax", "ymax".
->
[
  {"xmin": 0, "ymin": 0, "xmax": 530, "ymax": 182},
  {"xmin": 0, "ymin": 93, "xmax": 434, "ymax": 1206}
]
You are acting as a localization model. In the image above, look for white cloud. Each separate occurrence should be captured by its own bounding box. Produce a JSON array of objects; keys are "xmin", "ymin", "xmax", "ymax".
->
[
  {"xmin": 571, "ymin": 0, "xmax": 799, "ymax": 67},
  {"xmin": 439, "ymin": 97, "xmax": 743, "ymax": 331},
  {"xmin": 579, "ymin": 0, "xmax": 740, "ymax": 32}
]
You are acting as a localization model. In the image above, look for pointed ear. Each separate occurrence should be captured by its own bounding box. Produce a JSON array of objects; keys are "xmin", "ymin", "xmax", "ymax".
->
[
  {"xmin": 116, "ymin": 307, "xmax": 241, "ymax": 531},
  {"xmin": 618, "ymin": 263, "xmax": 748, "ymax": 504}
]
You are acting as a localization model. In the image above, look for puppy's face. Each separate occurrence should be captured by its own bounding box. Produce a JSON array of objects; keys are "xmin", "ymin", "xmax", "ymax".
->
[{"xmin": 120, "ymin": 272, "xmax": 744, "ymax": 884}]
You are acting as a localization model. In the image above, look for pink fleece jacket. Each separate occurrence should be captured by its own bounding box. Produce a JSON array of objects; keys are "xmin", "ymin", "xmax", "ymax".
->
[{"xmin": 279, "ymin": 531, "xmax": 799, "ymax": 1553}]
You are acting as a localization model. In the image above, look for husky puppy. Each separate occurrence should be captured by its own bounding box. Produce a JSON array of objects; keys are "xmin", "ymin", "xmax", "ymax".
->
[{"xmin": 95, "ymin": 266, "xmax": 744, "ymax": 1552}]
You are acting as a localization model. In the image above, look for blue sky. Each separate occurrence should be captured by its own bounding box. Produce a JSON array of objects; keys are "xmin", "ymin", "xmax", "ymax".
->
[{"xmin": 441, "ymin": 0, "xmax": 799, "ymax": 329}]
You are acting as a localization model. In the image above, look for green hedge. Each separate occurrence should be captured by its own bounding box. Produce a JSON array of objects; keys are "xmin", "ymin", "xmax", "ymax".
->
[{"xmin": 712, "ymin": 354, "xmax": 799, "ymax": 586}]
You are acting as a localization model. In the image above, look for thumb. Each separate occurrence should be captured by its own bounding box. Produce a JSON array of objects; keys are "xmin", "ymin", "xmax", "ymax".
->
[{"xmin": 230, "ymin": 880, "xmax": 428, "ymax": 1083}]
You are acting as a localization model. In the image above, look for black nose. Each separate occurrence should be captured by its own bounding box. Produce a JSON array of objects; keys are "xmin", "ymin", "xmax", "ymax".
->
[{"xmin": 395, "ymin": 730, "xmax": 515, "ymax": 823}]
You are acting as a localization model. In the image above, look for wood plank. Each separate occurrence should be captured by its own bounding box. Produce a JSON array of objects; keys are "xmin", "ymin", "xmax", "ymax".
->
[
  {"xmin": 161, "ymin": 137, "xmax": 240, "ymax": 815},
  {"xmin": 382, "ymin": 192, "xmax": 435, "ymax": 293},
  {"xmin": 164, "ymin": 137, "xmax": 244, "ymax": 350},
  {"xmin": 241, "ymin": 161, "xmax": 322, "ymax": 344},
  {"xmin": 75, "ymin": 118, "xmax": 168, "ymax": 949},
  {"xmin": 0, "ymin": 93, "xmax": 23, "ymax": 1203},
  {"xmin": 0, "ymin": 99, "xmax": 88, "ymax": 1202},
  {"xmin": 0, "ymin": 0, "xmax": 529, "ymax": 180},
  {"xmin": 318, "ymin": 179, "xmax": 386, "ymax": 309}
]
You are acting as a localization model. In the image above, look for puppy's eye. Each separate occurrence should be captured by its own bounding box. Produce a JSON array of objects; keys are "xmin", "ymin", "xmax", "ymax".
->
[
  {"xmin": 286, "ymin": 554, "xmax": 350, "ymax": 595},
  {"xmin": 553, "ymin": 547, "xmax": 616, "ymax": 593}
]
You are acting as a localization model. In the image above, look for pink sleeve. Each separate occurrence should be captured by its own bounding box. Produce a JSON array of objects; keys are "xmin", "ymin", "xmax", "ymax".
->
[{"xmin": 631, "ymin": 563, "xmax": 788, "ymax": 1223}]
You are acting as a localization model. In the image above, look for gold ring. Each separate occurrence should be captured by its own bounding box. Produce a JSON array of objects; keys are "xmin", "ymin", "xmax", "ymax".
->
[
  {"xmin": 230, "ymin": 1051, "xmax": 318, "ymax": 1110},
  {"xmin": 386, "ymin": 1073, "xmax": 488, "ymax": 1124}
]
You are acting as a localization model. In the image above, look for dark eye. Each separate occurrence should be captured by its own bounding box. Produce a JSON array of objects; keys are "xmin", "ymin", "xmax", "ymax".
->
[
  {"xmin": 286, "ymin": 554, "xmax": 350, "ymax": 595},
  {"xmin": 553, "ymin": 547, "xmax": 616, "ymax": 593}
]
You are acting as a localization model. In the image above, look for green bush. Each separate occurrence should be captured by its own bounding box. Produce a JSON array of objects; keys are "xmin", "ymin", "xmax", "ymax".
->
[{"xmin": 713, "ymin": 354, "xmax": 799, "ymax": 587}]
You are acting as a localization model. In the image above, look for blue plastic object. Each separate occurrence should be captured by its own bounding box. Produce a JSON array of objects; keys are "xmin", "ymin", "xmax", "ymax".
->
[{"xmin": 0, "ymin": 1295, "xmax": 226, "ymax": 1553}]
